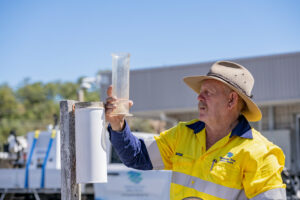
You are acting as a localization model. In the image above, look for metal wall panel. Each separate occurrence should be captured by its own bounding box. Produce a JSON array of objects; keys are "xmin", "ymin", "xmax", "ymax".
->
[{"xmin": 235, "ymin": 52, "xmax": 300, "ymax": 104}]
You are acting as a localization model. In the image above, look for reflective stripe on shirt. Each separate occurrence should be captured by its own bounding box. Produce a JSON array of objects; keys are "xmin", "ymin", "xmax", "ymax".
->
[
  {"xmin": 250, "ymin": 188, "xmax": 286, "ymax": 200},
  {"xmin": 144, "ymin": 138, "xmax": 165, "ymax": 170},
  {"xmin": 236, "ymin": 190, "xmax": 248, "ymax": 200},
  {"xmin": 172, "ymin": 171, "xmax": 245, "ymax": 199}
]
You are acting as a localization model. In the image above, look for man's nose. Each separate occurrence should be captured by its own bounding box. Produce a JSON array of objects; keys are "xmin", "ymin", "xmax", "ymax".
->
[{"xmin": 197, "ymin": 93, "xmax": 204, "ymax": 101}]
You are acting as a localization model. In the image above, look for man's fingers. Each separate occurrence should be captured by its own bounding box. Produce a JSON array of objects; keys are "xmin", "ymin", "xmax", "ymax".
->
[
  {"xmin": 107, "ymin": 85, "xmax": 113, "ymax": 97},
  {"xmin": 105, "ymin": 103, "xmax": 117, "ymax": 109},
  {"xmin": 129, "ymin": 100, "xmax": 133, "ymax": 108},
  {"xmin": 106, "ymin": 96, "xmax": 117, "ymax": 103},
  {"xmin": 105, "ymin": 108, "xmax": 114, "ymax": 115}
]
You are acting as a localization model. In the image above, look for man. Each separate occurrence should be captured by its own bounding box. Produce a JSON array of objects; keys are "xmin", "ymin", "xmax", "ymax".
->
[{"xmin": 105, "ymin": 61, "xmax": 286, "ymax": 200}]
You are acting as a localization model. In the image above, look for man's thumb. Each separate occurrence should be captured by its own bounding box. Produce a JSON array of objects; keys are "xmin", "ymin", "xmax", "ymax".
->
[{"xmin": 107, "ymin": 85, "xmax": 113, "ymax": 96}]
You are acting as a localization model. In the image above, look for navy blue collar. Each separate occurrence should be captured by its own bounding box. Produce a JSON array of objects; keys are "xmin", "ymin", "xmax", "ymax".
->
[
  {"xmin": 186, "ymin": 115, "xmax": 253, "ymax": 139},
  {"xmin": 186, "ymin": 121, "xmax": 205, "ymax": 134}
]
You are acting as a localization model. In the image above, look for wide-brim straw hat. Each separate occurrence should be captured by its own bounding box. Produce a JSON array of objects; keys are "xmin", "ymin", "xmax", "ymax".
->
[{"xmin": 183, "ymin": 61, "xmax": 262, "ymax": 122}]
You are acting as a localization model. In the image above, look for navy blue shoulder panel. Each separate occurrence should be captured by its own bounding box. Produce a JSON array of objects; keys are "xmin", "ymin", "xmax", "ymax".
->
[
  {"xmin": 186, "ymin": 121, "xmax": 205, "ymax": 134},
  {"xmin": 230, "ymin": 115, "xmax": 252, "ymax": 139}
]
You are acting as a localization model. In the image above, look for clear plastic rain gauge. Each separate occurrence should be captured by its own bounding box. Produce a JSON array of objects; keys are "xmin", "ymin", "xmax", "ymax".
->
[{"xmin": 111, "ymin": 53, "xmax": 132, "ymax": 116}]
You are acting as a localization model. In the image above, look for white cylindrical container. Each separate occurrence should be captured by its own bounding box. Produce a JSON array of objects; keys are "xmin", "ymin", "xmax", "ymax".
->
[{"xmin": 75, "ymin": 102, "xmax": 107, "ymax": 183}]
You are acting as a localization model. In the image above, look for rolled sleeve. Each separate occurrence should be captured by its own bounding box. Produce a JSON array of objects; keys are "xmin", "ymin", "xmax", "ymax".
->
[{"xmin": 243, "ymin": 146, "xmax": 286, "ymax": 199}]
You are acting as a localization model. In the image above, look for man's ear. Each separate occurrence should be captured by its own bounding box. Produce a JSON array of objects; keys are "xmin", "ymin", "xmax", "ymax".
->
[{"xmin": 228, "ymin": 92, "xmax": 239, "ymax": 109}]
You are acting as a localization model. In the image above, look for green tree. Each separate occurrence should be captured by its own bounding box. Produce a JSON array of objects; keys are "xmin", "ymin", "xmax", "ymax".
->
[
  {"xmin": 58, "ymin": 82, "xmax": 79, "ymax": 100},
  {"xmin": 0, "ymin": 78, "xmax": 101, "ymax": 148},
  {"xmin": 0, "ymin": 84, "xmax": 23, "ymax": 119},
  {"xmin": 0, "ymin": 84, "xmax": 24, "ymax": 145}
]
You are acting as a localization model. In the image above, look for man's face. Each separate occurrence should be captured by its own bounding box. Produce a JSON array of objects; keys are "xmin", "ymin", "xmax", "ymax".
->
[{"xmin": 197, "ymin": 79, "xmax": 230, "ymax": 124}]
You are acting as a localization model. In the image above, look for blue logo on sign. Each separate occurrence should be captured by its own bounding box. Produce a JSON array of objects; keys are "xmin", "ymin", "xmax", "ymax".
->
[
  {"xmin": 227, "ymin": 152, "xmax": 233, "ymax": 158},
  {"xmin": 127, "ymin": 171, "xmax": 142, "ymax": 184}
]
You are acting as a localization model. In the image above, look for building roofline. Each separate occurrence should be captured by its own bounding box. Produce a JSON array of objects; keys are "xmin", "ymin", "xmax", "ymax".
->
[{"xmin": 131, "ymin": 51, "xmax": 300, "ymax": 73}]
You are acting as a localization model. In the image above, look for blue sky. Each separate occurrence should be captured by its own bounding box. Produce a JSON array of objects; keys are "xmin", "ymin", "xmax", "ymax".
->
[{"xmin": 0, "ymin": 0, "xmax": 299, "ymax": 88}]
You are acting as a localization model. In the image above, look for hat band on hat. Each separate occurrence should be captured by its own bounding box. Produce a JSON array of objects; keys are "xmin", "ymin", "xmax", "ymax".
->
[{"xmin": 207, "ymin": 72, "xmax": 253, "ymax": 99}]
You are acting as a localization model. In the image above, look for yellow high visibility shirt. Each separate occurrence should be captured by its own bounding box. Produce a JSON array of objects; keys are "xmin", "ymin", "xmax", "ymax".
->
[{"xmin": 153, "ymin": 117, "xmax": 286, "ymax": 200}]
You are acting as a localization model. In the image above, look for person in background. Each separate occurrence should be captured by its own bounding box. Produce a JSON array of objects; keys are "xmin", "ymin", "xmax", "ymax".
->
[
  {"xmin": 7, "ymin": 130, "xmax": 20, "ymax": 155},
  {"xmin": 105, "ymin": 61, "xmax": 286, "ymax": 200}
]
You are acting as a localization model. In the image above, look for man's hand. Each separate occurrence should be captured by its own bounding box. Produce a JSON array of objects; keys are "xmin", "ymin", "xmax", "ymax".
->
[{"xmin": 105, "ymin": 85, "xmax": 133, "ymax": 131}]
